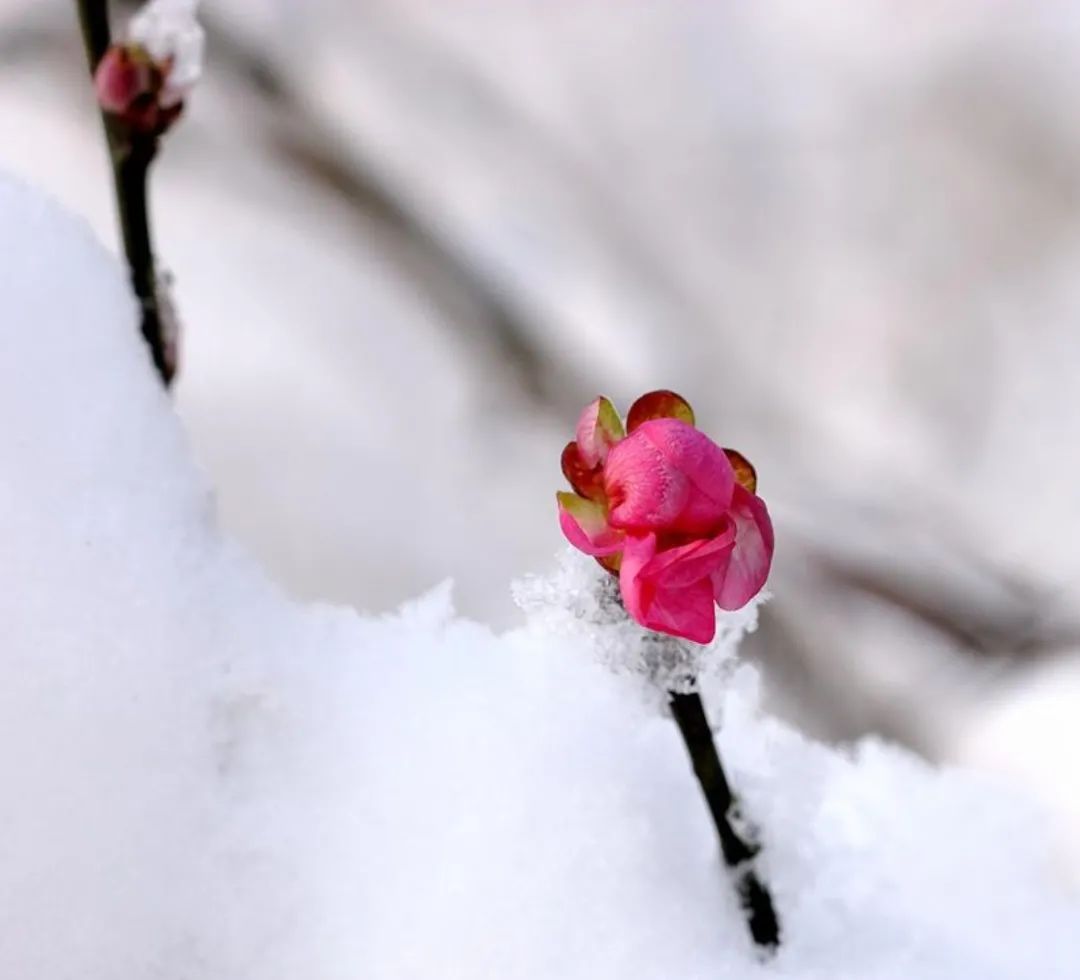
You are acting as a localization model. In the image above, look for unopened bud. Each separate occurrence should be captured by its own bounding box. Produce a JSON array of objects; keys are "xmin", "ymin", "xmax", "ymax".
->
[{"xmin": 93, "ymin": 44, "xmax": 183, "ymax": 136}]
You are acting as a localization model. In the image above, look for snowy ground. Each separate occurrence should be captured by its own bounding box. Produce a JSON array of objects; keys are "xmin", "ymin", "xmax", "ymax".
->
[{"xmin": 2, "ymin": 173, "xmax": 1079, "ymax": 977}]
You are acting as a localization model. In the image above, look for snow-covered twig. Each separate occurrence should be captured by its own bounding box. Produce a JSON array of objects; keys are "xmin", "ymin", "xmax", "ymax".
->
[
  {"xmin": 519, "ymin": 557, "xmax": 781, "ymax": 949},
  {"xmin": 551, "ymin": 391, "xmax": 782, "ymax": 949}
]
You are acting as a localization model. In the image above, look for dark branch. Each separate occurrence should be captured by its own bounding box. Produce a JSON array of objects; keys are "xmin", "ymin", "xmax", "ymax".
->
[
  {"xmin": 75, "ymin": 0, "xmax": 110, "ymax": 67},
  {"xmin": 74, "ymin": 0, "xmax": 173, "ymax": 385},
  {"xmin": 669, "ymin": 691, "xmax": 780, "ymax": 950}
]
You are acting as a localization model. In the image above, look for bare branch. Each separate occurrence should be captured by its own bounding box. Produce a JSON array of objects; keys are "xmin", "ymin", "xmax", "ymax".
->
[{"xmin": 74, "ymin": 0, "xmax": 173, "ymax": 385}]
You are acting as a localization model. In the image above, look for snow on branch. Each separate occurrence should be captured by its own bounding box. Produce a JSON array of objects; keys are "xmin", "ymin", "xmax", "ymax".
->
[{"xmin": 128, "ymin": 0, "xmax": 205, "ymax": 107}]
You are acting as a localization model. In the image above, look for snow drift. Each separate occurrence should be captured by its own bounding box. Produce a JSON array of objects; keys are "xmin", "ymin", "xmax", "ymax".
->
[{"xmin": 0, "ymin": 173, "xmax": 1077, "ymax": 978}]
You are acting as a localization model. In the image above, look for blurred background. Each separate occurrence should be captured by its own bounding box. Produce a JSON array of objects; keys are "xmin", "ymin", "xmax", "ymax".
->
[{"xmin": 4, "ymin": 0, "xmax": 1080, "ymax": 874}]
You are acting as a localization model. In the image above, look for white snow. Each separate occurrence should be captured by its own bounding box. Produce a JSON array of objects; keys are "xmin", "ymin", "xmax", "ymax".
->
[
  {"xmin": 128, "ymin": 0, "xmax": 204, "ymax": 103},
  {"xmin": 513, "ymin": 550, "xmax": 768, "ymax": 696},
  {"xmin": 1, "ymin": 172, "xmax": 1078, "ymax": 977}
]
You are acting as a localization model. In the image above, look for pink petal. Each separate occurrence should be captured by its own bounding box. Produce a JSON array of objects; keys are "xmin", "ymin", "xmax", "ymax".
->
[
  {"xmin": 618, "ymin": 533, "xmax": 658, "ymax": 628},
  {"xmin": 604, "ymin": 419, "xmax": 735, "ymax": 535},
  {"xmin": 619, "ymin": 533, "xmax": 727, "ymax": 644},
  {"xmin": 626, "ymin": 389, "xmax": 695, "ymax": 433},
  {"xmin": 557, "ymin": 492, "xmax": 623, "ymax": 557},
  {"xmin": 713, "ymin": 485, "xmax": 774, "ymax": 610},
  {"xmin": 638, "ymin": 524, "xmax": 735, "ymax": 589},
  {"xmin": 575, "ymin": 396, "xmax": 625, "ymax": 467}
]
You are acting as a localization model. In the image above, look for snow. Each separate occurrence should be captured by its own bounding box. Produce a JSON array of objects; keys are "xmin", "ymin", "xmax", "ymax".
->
[
  {"xmin": 1, "ymin": 171, "xmax": 1079, "ymax": 977},
  {"xmin": 128, "ymin": 0, "xmax": 204, "ymax": 102},
  {"xmin": 514, "ymin": 550, "xmax": 768, "ymax": 696}
]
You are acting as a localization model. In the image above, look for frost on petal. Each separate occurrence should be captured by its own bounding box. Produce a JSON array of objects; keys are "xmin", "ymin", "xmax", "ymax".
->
[
  {"xmin": 575, "ymin": 396, "xmax": 624, "ymax": 467},
  {"xmin": 713, "ymin": 485, "xmax": 774, "ymax": 610},
  {"xmin": 604, "ymin": 419, "xmax": 734, "ymax": 535},
  {"xmin": 626, "ymin": 389, "xmax": 695, "ymax": 433},
  {"xmin": 128, "ymin": 0, "xmax": 205, "ymax": 104},
  {"xmin": 620, "ymin": 533, "xmax": 719, "ymax": 644},
  {"xmin": 724, "ymin": 448, "xmax": 757, "ymax": 494},
  {"xmin": 557, "ymin": 492, "xmax": 623, "ymax": 556},
  {"xmin": 561, "ymin": 441, "xmax": 605, "ymax": 502}
]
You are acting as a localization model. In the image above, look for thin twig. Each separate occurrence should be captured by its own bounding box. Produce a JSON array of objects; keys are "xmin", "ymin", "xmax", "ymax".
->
[
  {"xmin": 75, "ymin": 0, "xmax": 110, "ymax": 66},
  {"xmin": 74, "ymin": 0, "xmax": 173, "ymax": 385},
  {"xmin": 669, "ymin": 690, "xmax": 780, "ymax": 950}
]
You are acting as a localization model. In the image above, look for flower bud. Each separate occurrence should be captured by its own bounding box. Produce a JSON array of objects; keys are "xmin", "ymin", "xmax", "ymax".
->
[
  {"xmin": 93, "ymin": 44, "xmax": 183, "ymax": 136},
  {"xmin": 556, "ymin": 391, "xmax": 774, "ymax": 643}
]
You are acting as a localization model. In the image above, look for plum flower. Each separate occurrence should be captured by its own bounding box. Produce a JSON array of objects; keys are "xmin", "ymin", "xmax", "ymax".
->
[{"xmin": 557, "ymin": 391, "xmax": 774, "ymax": 644}]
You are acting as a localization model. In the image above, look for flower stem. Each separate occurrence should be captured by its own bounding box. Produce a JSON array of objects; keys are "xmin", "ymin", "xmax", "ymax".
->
[
  {"xmin": 668, "ymin": 690, "xmax": 780, "ymax": 950},
  {"xmin": 75, "ymin": 0, "xmax": 173, "ymax": 386}
]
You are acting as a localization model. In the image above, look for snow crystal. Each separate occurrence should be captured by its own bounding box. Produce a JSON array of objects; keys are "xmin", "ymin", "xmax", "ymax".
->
[
  {"xmin": 514, "ymin": 547, "xmax": 766, "ymax": 697},
  {"xmin": 128, "ymin": 0, "xmax": 204, "ymax": 102},
  {"xmin": 0, "ymin": 171, "xmax": 1078, "ymax": 978}
]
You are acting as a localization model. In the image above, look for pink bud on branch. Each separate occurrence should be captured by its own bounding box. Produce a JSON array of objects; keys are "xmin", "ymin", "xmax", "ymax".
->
[
  {"xmin": 557, "ymin": 391, "xmax": 781, "ymax": 950},
  {"xmin": 558, "ymin": 390, "xmax": 775, "ymax": 644},
  {"xmin": 77, "ymin": 0, "xmax": 203, "ymax": 385},
  {"xmin": 93, "ymin": 44, "xmax": 183, "ymax": 137},
  {"xmin": 94, "ymin": 0, "xmax": 203, "ymax": 139}
]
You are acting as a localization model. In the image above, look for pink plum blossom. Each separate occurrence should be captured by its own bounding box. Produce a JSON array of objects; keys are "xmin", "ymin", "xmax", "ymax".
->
[{"xmin": 557, "ymin": 390, "xmax": 774, "ymax": 644}]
